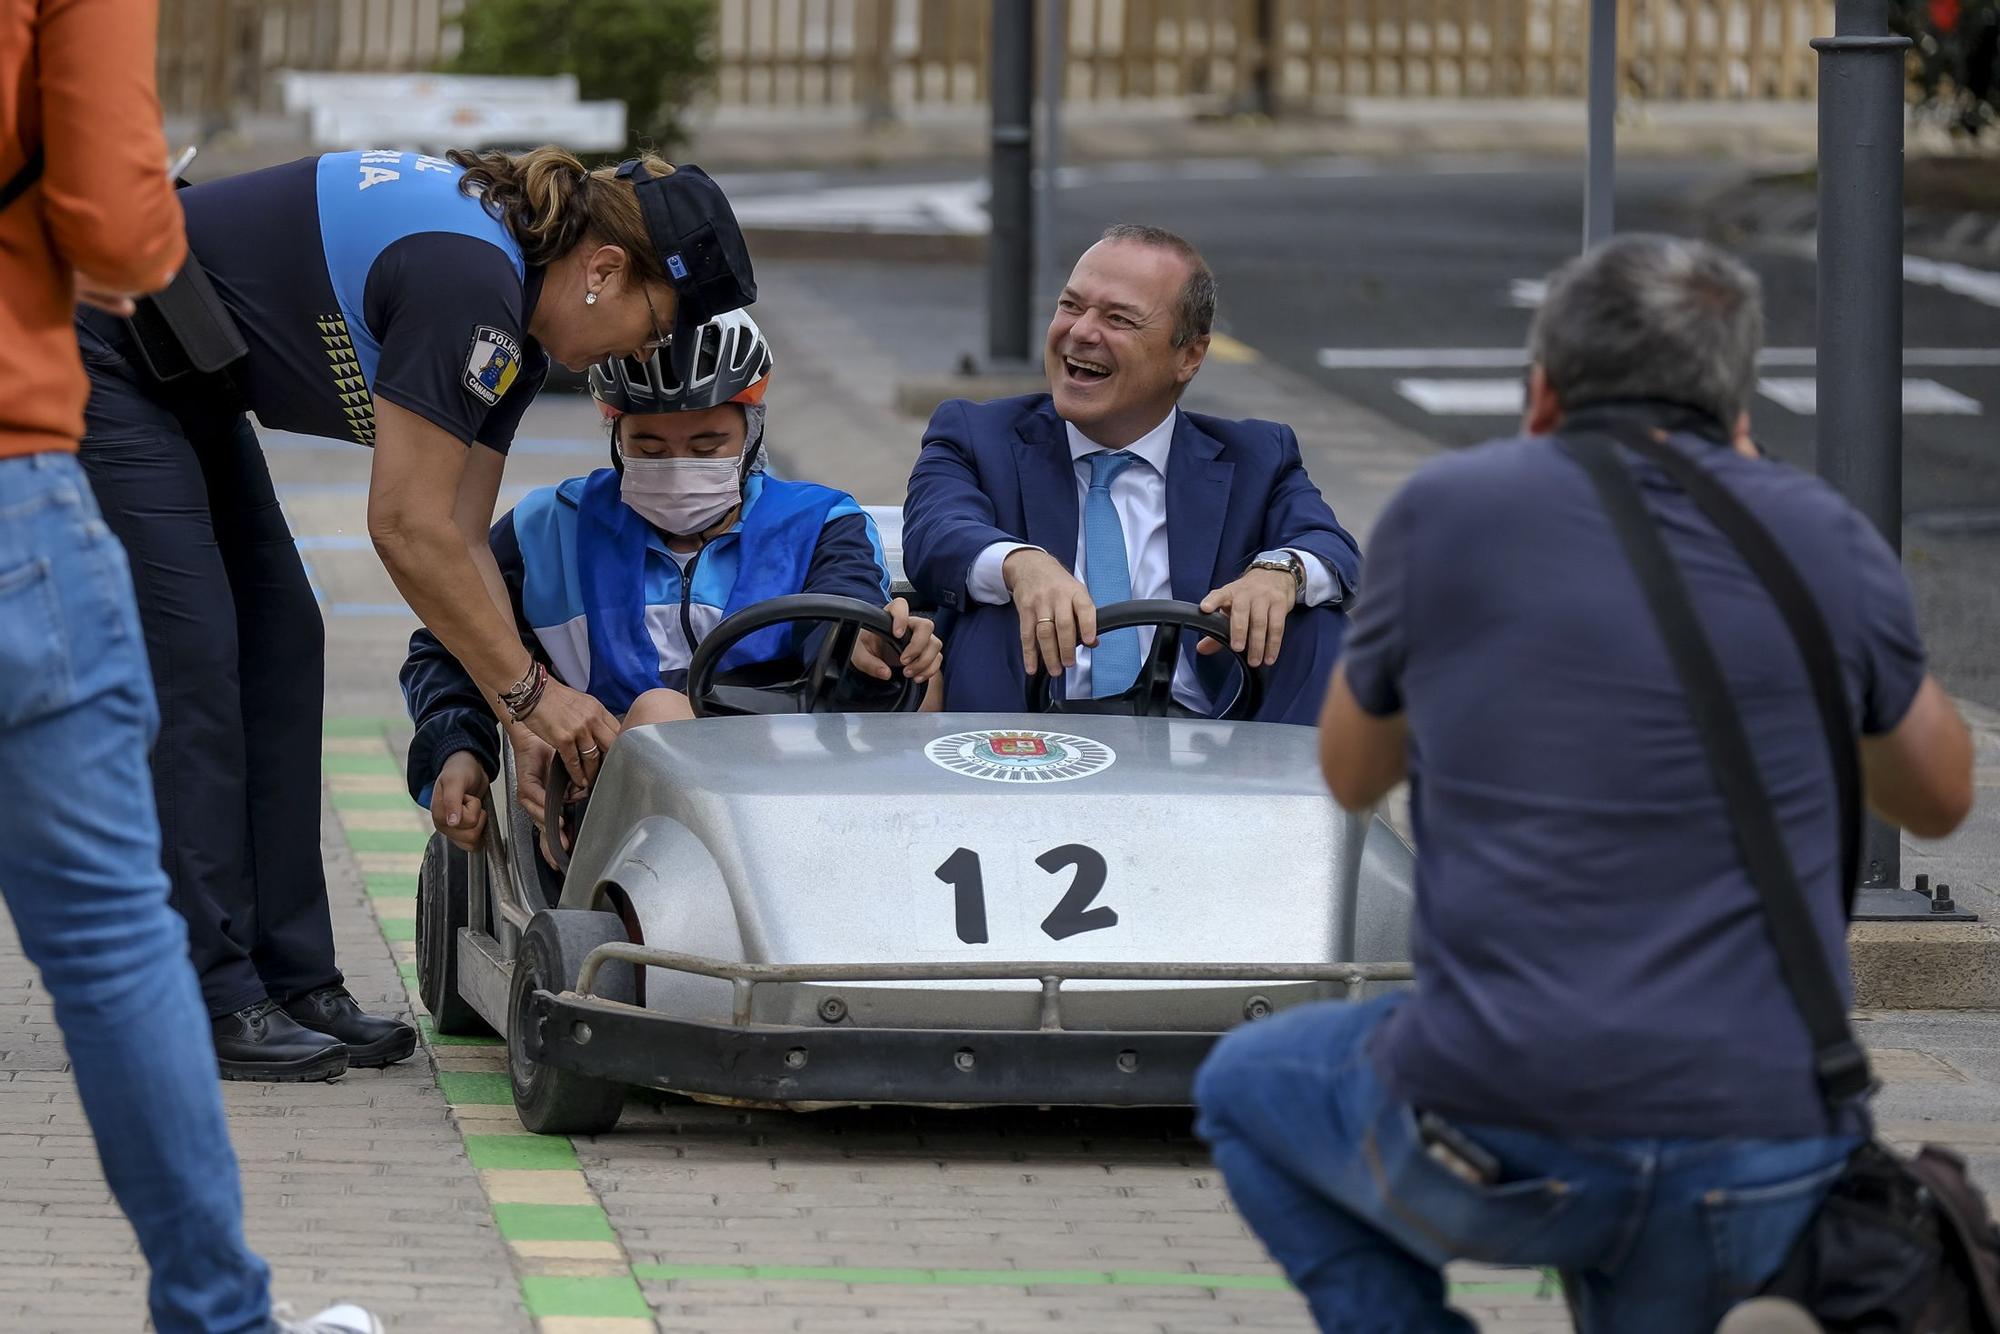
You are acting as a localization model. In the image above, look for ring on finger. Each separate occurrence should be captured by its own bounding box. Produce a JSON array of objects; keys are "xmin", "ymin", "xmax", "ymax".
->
[
  {"xmin": 580, "ymin": 745, "xmax": 600, "ymax": 756},
  {"xmin": 1036, "ymin": 616, "xmax": 1055, "ymax": 624}
]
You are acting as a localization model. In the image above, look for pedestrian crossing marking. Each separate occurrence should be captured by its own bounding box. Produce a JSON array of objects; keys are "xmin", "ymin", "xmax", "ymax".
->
[
  {"xmin": 1394, "ymin": 378, "xmax": 1524, "ymax": 416},
  {"xmin": 1388, "ymin": 375, "xmax": 1987, "ymax": 418},
  {"xmin": 1322, "ymin": 347, "xmax": 2000, "ymax": 370},
  {"xmin": 1757, "ymin": 378, "xmax": 1982, "ymax": 416}
]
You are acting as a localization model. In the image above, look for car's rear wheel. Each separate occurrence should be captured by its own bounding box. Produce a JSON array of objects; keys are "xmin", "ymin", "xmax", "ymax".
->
[
  {"xmin": 417, "ymin": 833, "xmax": 489, "ymax": 1036},
  {"xmin": 508, "ymin": 909, "xmax": 633, "ymax": 1135}
]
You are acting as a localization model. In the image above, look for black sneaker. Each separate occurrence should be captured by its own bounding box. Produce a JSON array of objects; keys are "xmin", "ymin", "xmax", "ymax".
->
[
  {"xmin": 282, "ymin": 986, "xmax": 418, "ymax": 1069},
  {"xmin": 211, "ymin": 1000, "xmax": 348, "ymax": 1082}
]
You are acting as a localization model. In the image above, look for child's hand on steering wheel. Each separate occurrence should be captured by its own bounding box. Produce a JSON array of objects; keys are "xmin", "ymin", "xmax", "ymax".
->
[{"xmin": 853, "ymin": 597, "xmax": 943, "ymax": 684}]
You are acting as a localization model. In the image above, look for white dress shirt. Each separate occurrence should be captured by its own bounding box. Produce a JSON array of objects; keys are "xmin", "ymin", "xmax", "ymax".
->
[{"xmin": 966, "ymin": 408, "xmax": 1339, "ymax": 710}]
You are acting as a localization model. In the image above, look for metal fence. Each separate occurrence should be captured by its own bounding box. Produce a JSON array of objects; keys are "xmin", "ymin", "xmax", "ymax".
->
[{"xmin": 156, "ymin": 0, "xmax": 1835, "ymax": 123}]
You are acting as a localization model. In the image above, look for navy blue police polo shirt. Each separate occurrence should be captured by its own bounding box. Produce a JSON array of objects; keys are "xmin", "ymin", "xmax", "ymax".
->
[
  {"xmin": 1342, "ymin": 428, "xmax": 1926, "ymax": 1139},
  {"xmin": 178, "ymin": 150, "xmax": 548, "ymax": 451}
]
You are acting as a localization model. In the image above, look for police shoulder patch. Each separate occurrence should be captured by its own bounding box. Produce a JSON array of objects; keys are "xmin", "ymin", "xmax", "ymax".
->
[{"xmin": 464, "ymin": 325, "xmax": 522, "ymax": 406}]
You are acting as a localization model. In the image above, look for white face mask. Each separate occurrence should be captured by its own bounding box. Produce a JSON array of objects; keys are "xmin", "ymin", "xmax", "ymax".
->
[{"xmin": 619, "ymin": 453, "xmax": 744, "ymax": 536}]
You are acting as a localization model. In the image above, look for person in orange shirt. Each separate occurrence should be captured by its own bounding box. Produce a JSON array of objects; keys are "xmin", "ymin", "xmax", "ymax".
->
[{"xmin": 0, "ymin": 1, "xmax": 379, "ymax": 1330}]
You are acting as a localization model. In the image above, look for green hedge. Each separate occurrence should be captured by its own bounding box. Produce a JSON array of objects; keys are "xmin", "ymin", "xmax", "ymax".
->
[
  {"xmin": 1893, "ymin": 0, "xmax": 2000, "ymax": 136},
  {"xmin": 449, "ymin": 0, "xmax": 717, "ymax": 154}
]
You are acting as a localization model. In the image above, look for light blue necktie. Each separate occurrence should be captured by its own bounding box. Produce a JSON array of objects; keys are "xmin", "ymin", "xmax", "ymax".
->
[{"xmin": 1083, "ymin": 450, "xmax": 1139, "ymax": 697}]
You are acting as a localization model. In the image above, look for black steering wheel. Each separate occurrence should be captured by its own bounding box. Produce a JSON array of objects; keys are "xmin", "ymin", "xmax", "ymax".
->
[
  {"xmin": 1035, "ymin": 599, "xmax": 1263, "ymax": 721},
  {"xmin": 685, "ymin": 593, "xmax": 925, "ymax": 718}
]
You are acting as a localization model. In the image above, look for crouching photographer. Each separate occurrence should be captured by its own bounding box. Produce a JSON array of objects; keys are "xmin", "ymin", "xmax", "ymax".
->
[{"xmin": 1196, "ymin": 234, "xmax": 1981, "ymax": 1333}]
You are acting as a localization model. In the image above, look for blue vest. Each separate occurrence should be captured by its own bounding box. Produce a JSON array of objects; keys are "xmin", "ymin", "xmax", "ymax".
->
[
  {"xmin": 573, "ymin": 471, "xmax": 849, "ymax": 714},
  {"xmin": 314, "ymin": 151, "xmax": 526, "ymax": 389}
]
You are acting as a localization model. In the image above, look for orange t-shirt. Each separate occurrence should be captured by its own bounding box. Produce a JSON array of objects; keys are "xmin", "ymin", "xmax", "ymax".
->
[{"xmin": 0, "ymin": 0, "xmax": 187, "ymax": 458}]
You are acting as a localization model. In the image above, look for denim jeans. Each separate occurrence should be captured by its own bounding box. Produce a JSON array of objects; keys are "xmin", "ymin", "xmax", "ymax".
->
[
  {"xmin": 1195, "ymin": 994, "xmax": 1858, "ymax": 1334},
  {"xmin": 0, "ymin": 452, "xmax": 271, "ymax": 1332}
]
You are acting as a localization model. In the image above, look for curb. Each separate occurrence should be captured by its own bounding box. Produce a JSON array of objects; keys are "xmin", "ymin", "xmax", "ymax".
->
[{"xmin": 741, "ymin": 224, "xmax": 983, "ymax": 264}]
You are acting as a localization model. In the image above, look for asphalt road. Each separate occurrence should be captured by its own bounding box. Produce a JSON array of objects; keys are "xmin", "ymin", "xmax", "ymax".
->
[{"xmin": 726, "ymin": 157, "xmax": 2000, "ymax": 707}]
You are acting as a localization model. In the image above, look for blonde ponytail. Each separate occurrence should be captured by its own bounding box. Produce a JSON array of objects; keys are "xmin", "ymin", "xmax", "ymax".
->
[{"xmin": 447, "ymin": 146, "xmax": 675, "ymax": 277}]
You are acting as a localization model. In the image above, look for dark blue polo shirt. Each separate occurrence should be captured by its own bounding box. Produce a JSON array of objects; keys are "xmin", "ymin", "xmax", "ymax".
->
[
  {"xmin": 1342, "ymin": 428, "xmax": 1925, "ymax": 1139},
  {"xmin": 179, "ymin": 152, "xmax": 547, "ymax": 451}
]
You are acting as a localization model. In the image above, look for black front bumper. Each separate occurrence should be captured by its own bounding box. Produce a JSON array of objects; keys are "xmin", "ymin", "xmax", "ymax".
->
[{"xmin": 524, "ymin": 990, "xmax": 1220, "ymax": 1106}]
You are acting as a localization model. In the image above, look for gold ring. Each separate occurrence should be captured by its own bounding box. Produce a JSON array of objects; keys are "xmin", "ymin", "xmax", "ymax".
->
[{"xmin": 1036, "ymin": 617, "xmax": 1055, "ymax": 624}]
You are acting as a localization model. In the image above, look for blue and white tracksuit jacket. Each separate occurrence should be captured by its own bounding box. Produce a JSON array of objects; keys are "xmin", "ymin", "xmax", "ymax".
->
[{"xmin": 400, "ymin": 470, "xmax": 888, "ymax": 805}]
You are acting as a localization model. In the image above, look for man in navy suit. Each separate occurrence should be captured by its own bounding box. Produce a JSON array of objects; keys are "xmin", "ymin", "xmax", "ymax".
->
[{"xmin": 903, "ymin": 224, "xmax": 1360, "ymax": 724}]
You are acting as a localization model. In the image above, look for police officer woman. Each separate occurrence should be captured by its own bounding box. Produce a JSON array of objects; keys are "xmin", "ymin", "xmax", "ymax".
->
[{"xmin": 75, "ymin": 145, "xmax": 757, "ymax": 1080}]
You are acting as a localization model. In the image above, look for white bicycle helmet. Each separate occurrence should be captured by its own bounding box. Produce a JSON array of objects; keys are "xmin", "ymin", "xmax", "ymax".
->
[{"xmin": 589, "ymin": 308, "xmax": 773, "ymax": 416}]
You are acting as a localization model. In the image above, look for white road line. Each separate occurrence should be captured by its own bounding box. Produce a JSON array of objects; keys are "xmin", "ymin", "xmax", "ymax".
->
[
  {"xmin": 1394, "ymin": 378, "xmax": 1525, "ymax": 415},
  {"xmin": 1904, "ymin": 256, "xmax": 2000, "ymax": 310},
  {"xmin": 1757, "ymin": 378, "xmax": 1984, "ymax": 416},
  {"xmin": 729, "ymin": 180, "xmax": 990, "ymax": 234},
  {"xmin": 1391, "ymin": 375, "xmax": 1986, "ymax": 418},
  {"xmin": 1321, "ymin": 347, "xmax": 2000, "ymax": 369},
  {"xmin": 1326, "ymin": 349, "xmax": 1528, "ymax": 369}
]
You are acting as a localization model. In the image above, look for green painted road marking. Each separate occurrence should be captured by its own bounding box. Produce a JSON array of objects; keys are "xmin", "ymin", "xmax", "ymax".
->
[
  {"xmin": 322, "ymin": 717, "xmax": 399, "ymax": 738},
  {"xmin": 321, "ymin": 752, "xmax": 402, "ymax": 777},
  {"xmin": 420, "ymin": 1018, "xmax": 501, "ymax": 1047},
  {"xmin": 366, "ymin": 873, "xmax": 418, "ymax": 898},
  {"xmin": 438, "ymin": 1071, "xmax": 513, "ymax": 1105},
  {"xmin": 331, "ymin": 791, "xmax": 421, "ymax": 811},
  {"xmin": 520, "ymin": 1274, "xmax": 649, "ymax": 1319},
  {"xmin": 494, "ymin": 1203, "xmax": 616, "ymax": 1242},
  {"xmin": 344, "ymin": 828, "xmax": 430, "ymax": 853},
  {"xmin": 323, "ymin": 728, "xmax": 642, "ymax": 1325},
  {"xmin": 467, "ymin": 1134, "xmax": 579, "ymax": 1171},
  {"xmin": 631, "ymin": 1263, "xmax": 1552, "ymax": 1298}
]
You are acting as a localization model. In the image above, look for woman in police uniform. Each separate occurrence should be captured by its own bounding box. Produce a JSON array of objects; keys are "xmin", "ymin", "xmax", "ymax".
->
[{"xmin": 75, "ymin": 145, "xmax": 758, "ymax": 1080}]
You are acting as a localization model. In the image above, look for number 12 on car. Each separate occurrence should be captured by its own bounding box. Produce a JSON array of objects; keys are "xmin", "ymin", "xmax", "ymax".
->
[{"xmin": 933, "ymin": 844, "xmax": 1117, "ymax": 945}]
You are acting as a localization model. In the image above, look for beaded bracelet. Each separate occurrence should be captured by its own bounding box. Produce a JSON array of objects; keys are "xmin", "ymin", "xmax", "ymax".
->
[{"xmin": 499, "ymin": 661, "xmax": 548, "ymax": 723}]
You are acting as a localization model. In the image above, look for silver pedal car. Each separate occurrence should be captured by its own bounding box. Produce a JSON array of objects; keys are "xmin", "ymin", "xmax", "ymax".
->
[{"xmin": 416, "ymin": 519, "xmax": 1416, "ymax": 1134}]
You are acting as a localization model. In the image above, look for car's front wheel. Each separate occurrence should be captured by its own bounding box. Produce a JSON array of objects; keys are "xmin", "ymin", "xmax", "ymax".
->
[{"xmin": 508, "ymin": 909, "xmax": 633, "ymax": 1135}]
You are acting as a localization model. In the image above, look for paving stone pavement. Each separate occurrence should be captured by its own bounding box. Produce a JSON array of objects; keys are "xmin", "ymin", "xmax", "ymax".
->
[{"xmin": 6, "ymin": 260, "xmax": 2000, "ymax": 1332}]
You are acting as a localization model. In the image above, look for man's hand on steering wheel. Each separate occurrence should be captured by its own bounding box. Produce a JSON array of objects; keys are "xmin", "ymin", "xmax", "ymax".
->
[
  {"xmin": 852, "ymin": 597, "xmax": 943, "ymax": 685},
  {"xmin": 1198, "ymin": 567, "xmax": 1299, "ymax": 669},
  {"xmin": 1004, "ymin": 548, "xmax": 1097, "ymax": 678},
  {"xmin": 517, "ymin": 676, "xmax": 621, "ymax": 789}
]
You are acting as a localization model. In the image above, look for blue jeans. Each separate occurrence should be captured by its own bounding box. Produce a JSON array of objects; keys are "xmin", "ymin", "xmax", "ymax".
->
[
  {"xmin": 1195, "ymin": 994, "xmax": 1858, "ymax": 1333},
  {"xmin": 0, "ymin": 453, "xmax": 271, "ymax": 1332}
]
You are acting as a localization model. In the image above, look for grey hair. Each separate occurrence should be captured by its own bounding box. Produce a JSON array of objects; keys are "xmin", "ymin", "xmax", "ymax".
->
[
  {"xmin": 1529, "ymin": 233, "xmax": 1764, "ymax": 427},
  {"xmin": 1099, "ymin": 223, "xmax": 1216, "ymax": 348}
]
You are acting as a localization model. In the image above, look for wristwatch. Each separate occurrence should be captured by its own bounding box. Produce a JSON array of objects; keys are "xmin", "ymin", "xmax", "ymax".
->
[{"xmin": 1248, "ymin": 550, "xmax": 1306, "ymax": 602}]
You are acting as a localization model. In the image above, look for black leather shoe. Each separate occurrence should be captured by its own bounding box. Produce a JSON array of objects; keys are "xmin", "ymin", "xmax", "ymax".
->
[
  {"xmin": 282, "ymin": 987, "xmax": 418, "ymax": 1069},
  {"xmin": 212, "ymin": 1001, "xmax": 349, "ymax": 1082}
]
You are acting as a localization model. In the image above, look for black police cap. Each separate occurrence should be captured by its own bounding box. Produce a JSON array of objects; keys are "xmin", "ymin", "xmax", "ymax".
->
[{"xmin": 614, "ymin": 159, "xmax": 757, "ymax": 386}]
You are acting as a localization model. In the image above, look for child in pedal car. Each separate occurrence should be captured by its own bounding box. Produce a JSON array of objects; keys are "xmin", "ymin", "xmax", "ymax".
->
[{"xmin": 400, "ymin": 310, "xmax": 942, "ymax": 862}]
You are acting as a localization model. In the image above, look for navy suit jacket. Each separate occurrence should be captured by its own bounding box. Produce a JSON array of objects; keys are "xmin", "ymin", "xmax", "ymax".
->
[{"xmin": 903, "ymin": 394, "xmax": 1361, "ymax": 724}]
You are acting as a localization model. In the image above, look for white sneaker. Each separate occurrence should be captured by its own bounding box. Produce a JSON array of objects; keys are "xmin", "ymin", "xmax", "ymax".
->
[{"xmin": 272, "ymin": 1302, "xmax": 386, "ymax": 1334}]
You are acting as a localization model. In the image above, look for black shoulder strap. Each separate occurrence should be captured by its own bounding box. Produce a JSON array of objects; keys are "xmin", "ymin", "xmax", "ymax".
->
[
  {"xmin": 0, "ymin": 146, "xmax": 45, "ymax": 214},
  {"xmin": 1556, "ymin": 427, "xmax": 1872, "ymax": 1113},
  {"xmin": 1600, "ymin": 425, "xmax": 1863, "ymax": 913}
]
